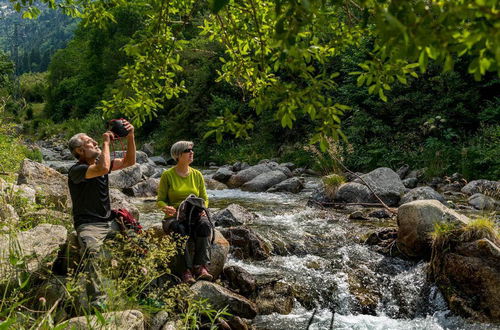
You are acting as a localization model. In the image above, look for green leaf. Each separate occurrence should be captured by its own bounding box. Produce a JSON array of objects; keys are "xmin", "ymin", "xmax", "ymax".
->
[{"xmin": 211, "ymin": 0, "xmax": 230, "ymax": 14}]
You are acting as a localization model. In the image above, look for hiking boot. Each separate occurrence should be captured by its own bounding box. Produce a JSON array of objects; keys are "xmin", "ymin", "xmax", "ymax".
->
[
  {"xmin": 182, "ymin": 269, "xmax": 196, "ymax": 284},
  {"xmin": 195, "ymin": 265, "xmax": 213, "ymax": 281}
]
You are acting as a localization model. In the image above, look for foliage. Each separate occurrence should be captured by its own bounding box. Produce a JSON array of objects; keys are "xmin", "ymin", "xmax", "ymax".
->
[
  {"xmin": 19, "ymin": 72, "xmax": 48, "ymax": 102},
  {"xmin": 322, "ymin": 174, "xmax": 346, "ymax": 200},
  {"xmin": 304, "ymin": 137, "xmax": 351, "ymax": 175},
  {"xmin": 181, "ymin": 298, "xmax": 231, "ymax": 330}
]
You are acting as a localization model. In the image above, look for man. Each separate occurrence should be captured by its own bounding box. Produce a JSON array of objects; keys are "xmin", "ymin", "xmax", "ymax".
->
[{"xmin": 67, "ymin": 120, "xmax": 135, "ymax": 306}]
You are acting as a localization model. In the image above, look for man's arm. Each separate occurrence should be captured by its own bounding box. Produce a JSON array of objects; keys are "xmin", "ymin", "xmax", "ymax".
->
[
  {"xmin": 85, "ymin": 132, "xmax": 113, "ymax": 179},
  {"xmin": 111, "ymin": 120, "xmax": 136, "ymax": 171}
]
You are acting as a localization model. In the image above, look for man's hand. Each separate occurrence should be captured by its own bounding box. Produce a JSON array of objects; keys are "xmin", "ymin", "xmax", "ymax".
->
[
  {"xmin": 122, "ymin": 119, "xmax": 134, "ymax": 136},
  {"xmin": 103, "ymin": 131, "xmax": 114, "ymax": 143},
  {"xmin": 162, "ymin": 206, "xmax": 176, "ymax": 217}
]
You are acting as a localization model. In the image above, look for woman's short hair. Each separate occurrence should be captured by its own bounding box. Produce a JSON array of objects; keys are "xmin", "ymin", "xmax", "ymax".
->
[
  {"xmin": 68, "ymin": 133, "xmax": 86, "ymax": 159},
  {"xmin": 170, "ymin": 140, "xmax": 194, "ymax": 162}
]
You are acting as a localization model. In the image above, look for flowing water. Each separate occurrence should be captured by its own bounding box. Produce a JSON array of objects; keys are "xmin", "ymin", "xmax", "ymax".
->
[{"xmin": 134, "ymin": 174, "xmax": 496, "ymax": 330}]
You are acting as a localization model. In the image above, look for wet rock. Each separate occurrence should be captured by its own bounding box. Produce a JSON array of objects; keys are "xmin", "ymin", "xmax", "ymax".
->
[
  {"xmin": 461, "ymin": 179, "xmax": 500, "ymax": 196},
  {"xmin": 335, "ymin": 182, "xmax": 374, "ymax": 204},
  {"xmin": 348, "ymin": 273, "xmax": 379, "ymax": 315},
  {"xmin": 349, "ymin": 210, "xmax": 367, "ymax": 220},
  {"xmin": 227, "ymin": 316, "xmax": 249, "ymax": 330},
  {"xmin": 141, "ymin": 142, "xmax": 154, "ymax": 156},
  {"xmin": 397, "ymin": 200, "xmax": 470, "ymax": 258},
  {"xmin": 267, "ymin": 177, "xmax": 304, "ymax": 193},
  {"xmin": 63, "ymin": 310, "xmax": 144, "ymax": 329},
  {"xmin": 355, "ymin": 167, "xmax": 406, "ymax": 206},
  {"xmin": 205, "ymin": 177, "xmax": 228, "ymax": 190},
  {"xmin": 110, "ymin": 188, "xmax": 140, "ymax": 220},
  {"xmin": 109, "ymin": 164, "xmax": 143, "ymax": 189},
  {"xmin": 396, "ymin": 164, "xmax": 410, "ymax": 179},
  {"xmin": 219, "ymin": 227, "xmax": 270, "ymax": 260},
  {"xmin": 241, "ymin": 170, "xmax": 287, "ymax": 192},
  {"xmin": 191, "ymin": 281, "xmax": 257, "ymax": 319},
  {"xmin": 468, "ymin": 193, "xmax": 499, "ymax": 211},
  {"xmin": 213, "ymin": 166, "xmax": 235, "ymax": 183},
  {"xmin": 227, "ymin": 164, "xmax": 273, "ymax": 188},
  {"xmin": 223, "ymin": 265, "xmax": 257, "ymax": 296},
  {"xmin": 255, "ymin": 281, "xmax": 294, "ymax": 315},
  {"xmin": 367, "ymin": 208, "xmax": 392, "ymax": 219},
  {"xmin": 124, "ymin": 178, "xmax": 160, "ymax": 197},
  {"xmin": 149, "ymin": 156, "xmax": 167, "ymax": 166},
  {"xmin": 431, "ymin": 238, "xmax": 500, "ymax": 322},
  {"xmin": 0, "ymin": 224, "xmax": 67, "ymax": 282},
  {"xmin": 402, "ymin": 177, "xmax": 418, "ymax": 189},
  {"xmin": 17, "ymin": 159, "xmax": 70, "ymax": 208},
  {"xmin": 213, "ymin": 204, "xmax": 255, "ymax": 227},
  {"xmin": 364, "ymin": 228, "xmax": 398, "ymax": 246},
  {"xmin": 399, "ymin": 186, "xmax": 446, "ymax": 205}
]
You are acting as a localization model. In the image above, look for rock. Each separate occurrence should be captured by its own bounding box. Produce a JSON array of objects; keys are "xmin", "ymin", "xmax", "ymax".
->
[
  {"xmin": 109, "ymin": 189, "xmax": 140, "ymax": 220},
  {"xmin": 13, "ymin": 184, "xmax": 37, "ymax": 203},
  {"xmin": 109, "ymin": 164, "xmax": 143, "ymax": 189},
  {"xmin": 227, "ymin": 316, "xmax": 248, "ymax": 330},
  {"xmin": 140, "ymin": 163, "xmax": 157, "ymax": 178},
  {"xmin": 307, "ymin": 186, "xmax": 333, "ymax": 206},
  {"xmin": 227, "ymin": 164, "xmax": 273, "ymax": 188},
  {"xmin": 150, "ymin": 156, "xmax": 167, "ymax": 166},
  {"xmin": 219, "ymin": 227, "xmax": 270, "ymax": 260},
  {"xmin": 213, "ymin": 167, "xmax": 235, "ymax": 184},
  {"xmin": 141, "ymin": 142, "xmax": 154, "ymax": 156},
  {"xmin": 0, "ymin": 203, "xmax": 19, "ymax": 224},
  {"xmin": 292, "ymin": 168, "xmax": 305, "ymax": 176},
  {"xmin": 304, "ymin": 169, "xmax": 320, "ymax": 176},
  {"xmin": 468, "ymin": 193, "xmax": 499, "ymax": 211},
  {"xmin": 207, "ymin": 230, "xmax": 230, "ymax": 280},
  {"xmin": 349, "ymin": 210, "xmax": 366, "ymax": 220},
  {"xmin": 190, "ymin": 281, "xmax": 257, "ymax": 319},
  {"xmin": 462, "ymin": 180, "xmax": 500, "ymax": 196},
  {"xmin": 396, "ymin": 164, "xmax": 410, "ymax": 179},
  {"xmin": 112, "ymin": 150, "xmax": 149, "ymax": 164},
  {"xmin": 44, "ymin": 160, "xmax": 75, "ymax": 174},
  {"xmin": 241, "ymin": 170, "xmax": 287, "ymax": 192},
  {"xmin": 368, "ymin": 209, "xmax": 392, "ymax": 219},
  {"xmin": 124, "ymin": 178, "xmax": 160, "ymax": 197},
  {"xmin": 40, "ymin": 147, "xmax": 60, "ymax": 161},
  {"xmin": 149, "ymin": 311, "xmax": 169, "ymax": 330},
  {"xmin": 213, "ymin": 204, "xmax": 255, "ymax": 227},
  {"xmin": 63, "ymin": 310, "xmax": 144, "ymax": 329},
  {"xmin": 402, "ymin": 177, "xmax": 418, "ymax": 189},
  {"xmin": 267, "ymin": 177, "xmax": 304, "ymax": 193},
  {"xmin": 406, "ymin": 169, "xmax": 423, "ymax": 180},
  {"xmin": 428, "ymin": 177, "xmax": 443, "ymax": 188},
  {"xmin": 345, "ymin": 172, "xmax": 364, "ymax": 182},
  {"xmin": 432, "ymin": 238, "xmax": 500, "ymax": 322},
  {"xmin": 439, "ymin": 182, "xmax": 462, "ymax": 193},
  {"xmin": 205, "ymin": 177, "xmax": 228, "ymax": 190},
  {"xmin": 232, "ymin": 162, "xmax": 242, "ymax": 172},
  {"xmin": 255, "ymin": 281, "xmax": 294, "ymax": 315},
  {"xmin": 161, "ymin": 320, "xmax": 183, "ymax": 330},
  {"xmin": 396, "ymin": 200, "xmax": 470, "ymax": 258},
  {"xmin": 223, "ymin": 265, "xmax": 257, "ymax": 296},
  {"xmin": 400, "ymin": 186, "xmax": 447, "ymax": 205},
  {"xmin": 61, "ymin": 148, "xmax": 74, "ymax": 160},
  {"xmin": 0, "ymin": 224, "xmax": 67, "ymax": 282},
  {"xmin": 355, "ymin": 167, "xmax": 406, "ymax": 206},
  {"xmin": 335, "ymin": 182, "xmax": 375, "ymax": 204},
  {"xmin": 17, "ymin": 159, "xmax": 70, "ymax": 208},
  {"xmin": 23, "ymin": 209, "xmax": 71, "ymax": 225},
  {"xmin": 279, "ymin": 162, "xmax": 296, "ymax": 171}
]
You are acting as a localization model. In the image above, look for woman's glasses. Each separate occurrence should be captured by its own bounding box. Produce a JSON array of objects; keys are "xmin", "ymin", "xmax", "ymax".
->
[{"xmin": 182, "ymin": 148, "xmax": 194, "ymax": 153}]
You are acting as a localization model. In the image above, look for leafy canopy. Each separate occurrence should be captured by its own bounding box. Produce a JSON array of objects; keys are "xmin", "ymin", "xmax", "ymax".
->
[{"xmin": 8, "ymin": 0, "xmax": 500, "ymax": 149}]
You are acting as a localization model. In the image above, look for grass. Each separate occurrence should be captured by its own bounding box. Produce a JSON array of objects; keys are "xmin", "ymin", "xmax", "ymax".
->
[{"xmin": 322, "ymin": 174, "xmax": 346, "ymax": 199}]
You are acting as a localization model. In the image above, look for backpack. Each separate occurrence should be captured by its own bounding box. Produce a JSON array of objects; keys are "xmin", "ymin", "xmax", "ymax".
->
[
  {"xmin": 176, "ymin": 194, "xmax": 215, "ymax": 243},
  {"xmin": 112, "ymin": 208, "xmax": 143, "ymax": 234}
]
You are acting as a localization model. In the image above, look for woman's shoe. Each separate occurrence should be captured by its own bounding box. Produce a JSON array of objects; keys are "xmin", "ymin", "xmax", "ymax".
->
[
  {"xmin": 195, "ymin": 265, "xmax": 213, "ymax": 281},
  {"xmin": 182, "ymin": 269, "xmax": 196, "ymax": 284}
]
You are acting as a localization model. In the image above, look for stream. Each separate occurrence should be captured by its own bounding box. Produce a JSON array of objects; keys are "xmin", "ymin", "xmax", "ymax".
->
[{"xmin": 134, "ymin": 173, "xmax": 495, "ymax": 330}]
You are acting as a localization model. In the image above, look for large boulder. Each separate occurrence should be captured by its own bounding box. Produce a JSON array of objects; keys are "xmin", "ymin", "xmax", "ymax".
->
[
  {"xmin": 112, "ymin": 150, "xmax": 149, "ymax": 164},
  {"xmin": 213, "ymin": 204, "xmax": 255, "ymax": 228},
  {"xmin": 461, "ymin": 180, "xmax": 500, "ymax": 196},
  {"xmin": 63, "ymin": 310, "xmax": 144, "ymax": 329},
  {"xmin": 227, "ymin": 164, "xmax": 272, "ymax": 188},
  {"xmin": 334, "ymin": 182, "xmax": 374, "ymax": 204},
  {"xmin": 44, "ymin": 160, "xmax": 75, "ymax": 174},
  {"xmin": 267, "ymin": 177, "xmax": 304, "ymax": 193},
  {"xmin": 124, "ymin": 178, "xmax": 160, "ymax": 197},
  {"xmin": 150, "ymin": 156, "xmax": 167, "ymax": 166},
  {"xmin": 219, "ymin": 227, "xmax": 270, "ymax": 260},
  {"xmin": 190, "ymin": 281, "xmax": 257, "ymax": 319},
  {"xmin": 109, "ymin": 189, "xmax": 140, "ymax": 220},
  {"xmin": 223, "ymin": 265, "xmax": 257, "ymax": 296},
  {"xmin": 431, "ymin": 238, "xmax": 500, "ymax": 322},
  {"xmin": 402, "ymin": 177, "xmax": 418, "ymax": 189},
  {"xmin": 255, "ymin": 281, "xmax": 294, "ymax": 315},
  {"xmin": 140, "ymin": 163, "xmax": 158, "ymax": 178},
  {"xmin": 109, "ymin": 164, "xmax": 143, "ymax": 189},
  {"xmin": 399, "ymin": 186, "xmax": 447, "ymax": 205},
  {"xmin": 204, "ymin": 177, "xmax": 228, "ymax": 190},
  {"xmin": 355, "ymin": 167, "xmax": 406, "ymax": 206},
  {"xmin": 396, "ymin": 200, "xmax": 470, "ymax": 258},
  {"xmin": 241, "ymin": 170, "xmax": 287, "ymax": 192},
  {"xmin": 213, "ymin": 167, "xmax": 235, "ymax": 184},
  {"xmin": 0, "ymin": 224, "xmax": 67, "ymax": 282},
  {"xmin": 468, "ymin": 193, "xmax": 499, "ymax": 211},
  {"xmin": 17, "ymin": 159, "xmax": 70, "ymax": 208}
]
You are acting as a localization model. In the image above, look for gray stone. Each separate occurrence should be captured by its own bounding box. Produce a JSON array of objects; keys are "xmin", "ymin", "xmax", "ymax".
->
[
  {"xmin": 241, "ymin": 170, "xmax": 287, "ymax": 192},
  {"xmin": 368, "ymin": 208, "xmax": 392, "ymax": 219},
  {"xmin": 141, "ymin": 142, "xmax": 154, "ymax": 156},
  {"xmin": 400, "ymin": 186, "xmax": 446, "ymax": 205},
  {"xmin": 61, "ymin": 149, "xmax": 74, "ymax": 160},
  {"xmin": 109, "ymin": 164, "xmax": 143, "ymax": 189},
  {"xmin": 124, "ymin": 178, "xmax": 160, "ymax": 197},
  {"xmin": 396, "ymin": 164, "xmax": 410, "ymax": 179},
  {"xmin": 213, "ymin": 204, "xmax": 255, "ymax": 227},
  {"xmin": 439, "ymin": 182, "xmax": 462, "ymax": 193},
  {"xmin": 279, "ymin": 162, "xmax": 296, "ymax": 171},
  {"xmin": 223, "ymin": 265, "xmax": 257, "ymax": 296},
  {"xmin": 462, "ymin": 180, "xmax": 500, "ymax": 196},
  {"xmin": 63, "ymin": 310, "xmax": 144, "ymax": 329},
  {"xmin": 349, "ymin": 210, "xmax": 366, "ymax": 220},
  {"xmin": 255, "ymin": 281, "xmax": 294, "ymax": 315},
  {"xmin": 0, "ymin": 203, "xmax": 19, "ymax": 224},
  {"xmin": 219, "ymin": 227, "xmax": 270, "ymax": 260},
  {"xmin": 149, "ymin": 311, "xmax": 169, "ymax": 330},
  {"xmin": 232, "ymin": 162, "xmax": 242, "ymax": 172},
  {"xmin": 150, "ymin": 156, "xmax": 167, "ymax": 166},
  {"xmin": 397, "ymin": 200, "xmax": 470, "ymax": 258},
  {"xmin": 402, "ymin": 177, "xmax": 418, "ymax": 189},
  {"xmin": 227, "ymin": 164, "xmax": 273, "ymax": 188},
  {"xmin": 205, "ymin": 177, "xmax": 228, "ymax": 190},
  {"xmin": 40, "ymin": 147, "xmax": 61, "ymax": 161},
  {"xmin": 335, "ymin": 182, "xmax": 375, "ymax": 204},
  {"xmin": 190, "ymin": 281, "xmax": 257, "ymax": 319},
  {"xmin": 267, "ymin": 177, "xmax": 304, "ymax": 193},
  {"xmin": 44, "ymin": 161, "xmax": 75, "ymax": 174},
  {"xmin": 112, "ymin": 150, "xmax": 149, "ymax": 164},
  {"xmin": 110, "ymin": 189, "xmax": 140, "ymax": 220},
  {"xmin": 140, "ymin": 163, "xmax": 157, "ymax": 178},
  {"xmin": 468, "ymin": 193, "xmax": 499, "ymax": 211},
  {"xmin": 355, "ymin": 167, "xmax": 406, "ymax": 206},
  {"xmin": 213, "ymin": 167, "xmax": 235, "ymax": 183}
]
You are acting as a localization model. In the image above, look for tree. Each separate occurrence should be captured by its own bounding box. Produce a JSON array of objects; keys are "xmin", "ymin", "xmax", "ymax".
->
[{"xmin": 7, "ymin": 0, "xmax": 500, "ymax": 148}]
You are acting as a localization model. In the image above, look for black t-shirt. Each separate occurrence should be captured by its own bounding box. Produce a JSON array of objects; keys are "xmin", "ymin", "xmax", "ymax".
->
[{"xmin": 68, "ymin": 162, "xmax": 111, "ymax": 229}]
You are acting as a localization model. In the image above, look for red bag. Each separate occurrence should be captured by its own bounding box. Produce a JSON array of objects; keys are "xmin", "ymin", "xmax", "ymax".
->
[{"xmin": 112, "ymin": 209, "xmax": 143, "ymax": 234}]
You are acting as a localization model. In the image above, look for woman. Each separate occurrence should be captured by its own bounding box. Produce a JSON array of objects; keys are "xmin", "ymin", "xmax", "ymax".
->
[{"xmin": 157, "ymin": 140, "xmax": 213, "ymax": 284}]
